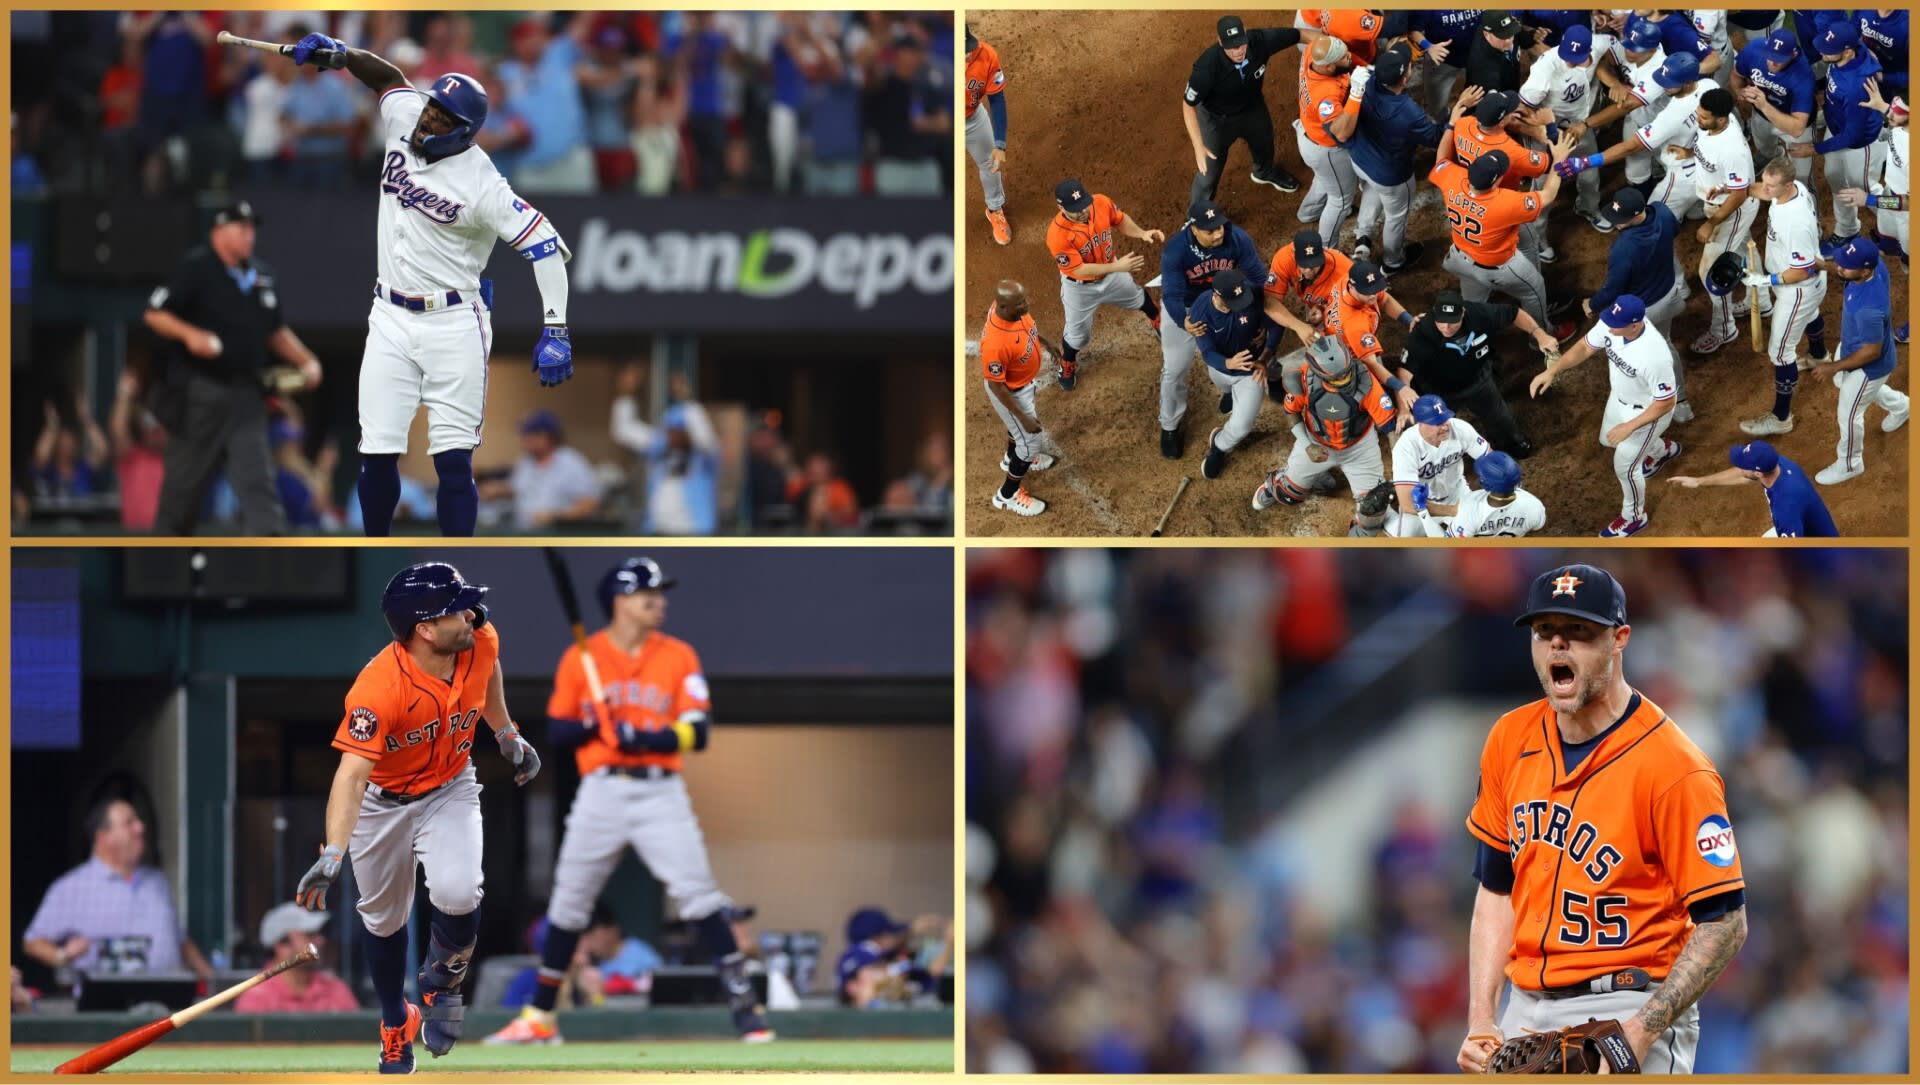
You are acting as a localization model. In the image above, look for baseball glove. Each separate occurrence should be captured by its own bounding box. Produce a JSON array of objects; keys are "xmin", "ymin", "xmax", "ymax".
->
[
  {"xmin": 1355, "ymin": 479, "xmax": 1396, "ymax": 518},
  {"xmin": 1485, "ymin": 1019, "xmax": 1643, "ymax": 1075}
]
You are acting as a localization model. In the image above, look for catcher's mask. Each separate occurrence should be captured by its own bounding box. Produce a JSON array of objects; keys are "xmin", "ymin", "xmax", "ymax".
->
[{"xmin": 1305, "ymin": 336, "xmax": 1356, "ymax": 387}]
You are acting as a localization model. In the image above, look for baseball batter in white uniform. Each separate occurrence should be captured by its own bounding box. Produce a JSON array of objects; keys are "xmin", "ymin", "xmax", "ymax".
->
[
  {"xmin": 289, "ymin": 32, "xmax": 575, "ymax": 538},
  {"xmin": 1386, "ymin": 395, "xmax": 1492, "ymax": 537},
  {"xmin": 1739, "ymin": 157, "xmax": 1830, "ymax": 436},
  {"xmin": 1606, "ymin": 23, "xmax": 1669, "ymax": 186},
  {"xmin": 1672, "ymin": 89, "xmax": 1759, "ymax": 353},
  {"xmin": 485, "ymin": 558, "xmax": 773, "ymax": 1047},
  {"xmin": 1840, "ymin": 90, "xmax": 1911, "ymax": 288},
  {"xmin": 1449, "ymin": 482, "xmax": 1549, "ymax": 536},
  {"xmin": 1531, "ymin": 296, "xmax": 1680, "ymax": 537},
  {"xmin": 1520, "ymin": 27, "xmax": 1604, "ymax": 225}
]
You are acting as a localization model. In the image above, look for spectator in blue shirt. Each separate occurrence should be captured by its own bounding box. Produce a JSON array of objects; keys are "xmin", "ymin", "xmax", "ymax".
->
[
  {"xmin": 280, "ymin": 66, "xmax": 358, "ymax": 189},
  {"xmin": 798, "ymin": 21, "xmax": 863, "ymax": 195},
  {"xmin": 492, "ymin": 16, "xmax": 593, "ymax": 194},
  {"xmin": 577, "ymin": 24, "xmax": 639, "ymax": 191},
  {"xmin": 673, "ymin": 13, "xmax": 738, "ymax": 192}
]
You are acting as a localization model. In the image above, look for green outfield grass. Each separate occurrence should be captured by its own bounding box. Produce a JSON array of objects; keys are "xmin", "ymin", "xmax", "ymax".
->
[{"xmin": 11, "ymin": 1039, "xmax": 953, "ymax": 1074}]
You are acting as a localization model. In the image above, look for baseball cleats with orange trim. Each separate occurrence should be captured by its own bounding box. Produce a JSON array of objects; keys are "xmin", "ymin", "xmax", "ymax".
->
[
  {"xmin": 992, "ymin": 487, "xmax": 1046, "ymax": 516},
  {"xmin": 379, "ymin": 1003, "xmax": 422, "ymax": 1074},
  {"xmin": 483, "ymin": 1007, "xmax": 563, "ymax": 1046},
  {"xmin": 985, "ymin": 208, "xmax": 1011, "ymax": 245}
]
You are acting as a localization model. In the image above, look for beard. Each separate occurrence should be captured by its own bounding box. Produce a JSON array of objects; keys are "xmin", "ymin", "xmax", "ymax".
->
[{"xmin": 1538, "ymin": 650, "xmax": 1613, "ymax": 712}]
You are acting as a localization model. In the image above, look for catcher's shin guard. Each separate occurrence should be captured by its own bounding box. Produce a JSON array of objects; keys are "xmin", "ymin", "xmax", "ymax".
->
[{"xmin": 1276, "ymin": 474, "xmax": 1316, "ymax": 504}]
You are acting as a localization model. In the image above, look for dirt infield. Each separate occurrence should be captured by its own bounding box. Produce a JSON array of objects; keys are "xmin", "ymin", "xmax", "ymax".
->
[{"xmin": 963, "ymin": 10, "xmax": 1907, "ymax": 538}]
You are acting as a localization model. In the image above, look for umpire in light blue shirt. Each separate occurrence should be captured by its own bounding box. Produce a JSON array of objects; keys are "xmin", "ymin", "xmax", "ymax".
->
[{"xmin": 1351, "ymin": 44, "xmax": 1483, "ymax": 275}]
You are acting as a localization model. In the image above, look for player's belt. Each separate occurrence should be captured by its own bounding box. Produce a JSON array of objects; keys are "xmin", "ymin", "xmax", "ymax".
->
[
  {"xmin": 369, "ymin": 779, "xmax": 451, "ymax": 806},
  {"xmin": 598, "ymin": 764, "xmax": 678, "ymax": 781},
  {"xmin": 1536, "ymin": 967, "xmax": 1654, "ymax": 999},
  {"xmin": 1616, "ymin": 397, "xmax": 1648, "ymax": 412},
  {"xmin": 375, "ymin": 280, "xmax": 466, "ymax": 313}
]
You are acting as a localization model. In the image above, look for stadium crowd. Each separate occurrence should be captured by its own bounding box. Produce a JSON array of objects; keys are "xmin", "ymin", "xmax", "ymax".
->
[
  {"xmin": 13, "ymin": 10, "xmax": 954, "ymax": 198},
  {"xmin": 965, "ymin": 549, "xmax": 1908, "ymax": 1074}
]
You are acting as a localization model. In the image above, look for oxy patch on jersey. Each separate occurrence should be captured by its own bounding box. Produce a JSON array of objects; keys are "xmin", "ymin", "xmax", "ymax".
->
[
  {"xmin": 381, "ymin": 151, "xmax": 467, "ymax": 224},
  {"xmin": 1695, "ymin": 813, "xmax": 1737, "ymax": 867}
]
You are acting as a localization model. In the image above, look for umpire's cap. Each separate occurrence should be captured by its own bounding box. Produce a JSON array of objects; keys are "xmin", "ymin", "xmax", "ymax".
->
[
  {"xmin": 212, "ymin": 199, "xmax": 259, "ymax": 228},
  {"xmin": 382, "ymin": 562, "xmax": 488, "ymax": 642},
  {"xmin": 1513, "ymin": 564, "xmax": 1628, "ymax": 628},
  {"xmin": 598, "ymin": 556, "xmax": 676, "ymax": 617}
]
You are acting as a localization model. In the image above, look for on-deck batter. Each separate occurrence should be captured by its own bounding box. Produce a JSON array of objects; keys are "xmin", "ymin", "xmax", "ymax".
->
[
  {"xmin": 1456, "ymin": 563, "xmax": 1748, "ymax": 1075},
  {"xmin": 287, "ymin": 32, "xmax": 575, "ymax": 538},
  {"xmin": 296, "ymin": 562, "xmax": 542, "ymax": 1074},
  {"xmin": 484, "ymin": 558, "xmax": 773, "ymax": 1046}
]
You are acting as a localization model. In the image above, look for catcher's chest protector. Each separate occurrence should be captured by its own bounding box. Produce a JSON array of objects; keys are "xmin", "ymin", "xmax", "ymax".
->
[{"xmin": 1284, "ymin": 364, "xmax": 1377, "ymax": 436}]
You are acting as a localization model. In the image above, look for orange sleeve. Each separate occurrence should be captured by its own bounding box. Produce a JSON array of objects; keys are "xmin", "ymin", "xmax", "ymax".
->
[
  {"xmin": 1266, "ymin": 248, "xmax": 1297, "ymax": 297},
  {"xmin": 1361, "ymin": 381, "xmax": 1398, "ymax": 426},
  {"xmin": 1429, "ymin": 159, "xmax": 1453, "ymax": 187},
  {"xmin": 1653, "ymin": 769, "xmax": 1747, "ymax": 906},
  {"xmin": 1507, "ymin": 144, "xmax": 1550, "ymax": 181},
  {"xmin": 333, "ymin": 667, "xmax": 396, "ymax": 761},
  {"xmin": 1048, "ymin": 223, "xmax": 1087, "ymax": 278},
  {"xmin": 1502, "ymin": 189, "xmax": 1546, "ymax": 225},
  {"xmin": 548, "ymin": 644, "xmax": 586, "ymax": 721},
  {"xmin": 672, "ymin": 643, "xmax": 713, "ymax": 717},
  {"xmin": 1467, "ymin": 722, "xmax": 1515, "ymax": 851}
]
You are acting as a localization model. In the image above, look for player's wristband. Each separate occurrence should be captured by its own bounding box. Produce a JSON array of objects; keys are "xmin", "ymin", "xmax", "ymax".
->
[
  {"xmin": 1384, "ymin": 376, "xmax": 1407, "ymax": 394},
  {"xmin": 1769, "ymin": 273, "xmax": 1782, "ymax": 287},
  {"xmin": 1584, "ymin": 153, "xmax": 1604, "ymax": 169},
  {"xmin": 1397, "ymin": 310, "xmax": 1416, "ymax": 329}
]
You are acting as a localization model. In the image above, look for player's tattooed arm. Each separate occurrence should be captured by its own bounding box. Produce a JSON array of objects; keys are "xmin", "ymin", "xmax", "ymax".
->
[
  {"xmin": 1631, "ymin": 908, "xmax": 1746, "ymax": 1047},
  {"xmin": 342, "ymin": 47, "xmax": 409, "ymax": 96}
]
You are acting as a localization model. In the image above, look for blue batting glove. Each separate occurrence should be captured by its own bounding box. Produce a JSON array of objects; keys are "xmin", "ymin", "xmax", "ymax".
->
[
  {"xmin": 290, "ymin": 32, "xmax": 346, "ymax": 66},
  {"xmin": 534, "ymin": 326, "xmax": 572, "ymax": 387},
  {"xmin": 1411, "ymin": 484, "xmax": 1429, "ymax": 512}
]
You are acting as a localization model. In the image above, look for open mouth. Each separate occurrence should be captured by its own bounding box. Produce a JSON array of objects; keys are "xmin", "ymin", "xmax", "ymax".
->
[{"xmin": 1549, "ymin": 662, "xmax": 1577, "ymax": 696}]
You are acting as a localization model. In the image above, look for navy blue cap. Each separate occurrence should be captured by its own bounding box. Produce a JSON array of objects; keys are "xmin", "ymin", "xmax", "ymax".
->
[
  {"xmin": 1293, "ymin": 230, "xmax": 1327, "ymax": 268},
  {"xmin": 1376, "ymin": 43, "xmax": 1411, "ymax": 85},
  {"xmin": 1468, "ymin": 150, "xmax": 1511, "ymax": 189},
  {"xmin": 1412, "ymin": 395, "xmax": 1454, "ymax": 426},
  {"xmin": 1653, "ymin": 51, "xmax": 1699, "ymax": 90},
  {"xmin": 1601, "ymin": 294, "xmax": 1646, "ymax": 328},
  {"xmin": 1347, "ymin": 260, "xmax": 1387, "ymax": 296},
  {"xmin": 1602, "ymin": 186, "xmax": 1647, "ymax": 226},
  {"xmin": 1475, "ymin": 91, "xmax": 1518, "ymax": 126},
  {"xmin": 847, "ymin": 907, "xmax": 908, "ymax": 945},
  {"xmin": 1212, "ymin": 267, "xmax": 1256, "ymax": 310},
  {"xmin": 212, "ymin": 199, "xmax": 259, "ymax": 228},
  {"xmin": 1817, "ymin": 21, "xmax": 1859, "ymax": 56},
  {"xmin": 1762, "ymin": 28, "xmax": 1798, "ymax": 64},
  {"xmin": 1834, "ymin": 235, "xmax": 1881, "ymax": 270},
  {"xmin": 1558, "ymin": 26, "xmax": 1593, "ymax": 64},
  {"xmin": 520, "ymin": 408, "xmax": 563, "ymax": 436},
  {"xmin": 1188, "ymin": 200, "xmax": 1229, "ymax": 230},
  {"xmin": 1513, "ymin": 564, "xmax": 1628, "ymax": 628},
  {"xmin": 1054, "ymin": 179, "xmax": 1092, "ymax": 212},
  {"xmin": 1729, "ymin": 439, "xmax": 1780, "ymax": 473}
]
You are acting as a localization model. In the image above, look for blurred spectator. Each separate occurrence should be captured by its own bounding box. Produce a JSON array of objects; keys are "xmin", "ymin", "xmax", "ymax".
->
[
  {"xmin": 13, "ymin": 113, "xmax": 46, "ymax": 195},
  {"xmin": 495, "ymin": 408, "xmax": 604, "ymax": 530},
  {"xmin": 743, "ymin": 415, "xmax": 795, "ymax": 528},
  {"xmin": 489, "ymin": 16, "xmax": 595, "ymax": 195},
  {"xmin": 765, "ymin": 14, "xmax": 814, "ymax": 192},
  {"xmin": 97, "ymin": 35, "xmax": 143, "ymax": 132},
  {"xmin": 32, "ymin": 395, "xmax": 108, "ymax": 499},
  {"xmin": 239, "ymin": 56, "xmax": 294, "ymax": 184},
  {"xmin": 627, "ymin": 51, "xmax": 684, "ymax": 194},
  {"xmin": 786, "ymin": 451, "xmax": 860, "ymax": 532},
  {"xmin": 898, "ymin": 430, "xmax": 952, "ymax": 516},
  {"xmin": 11, "ymin": 966, "xmax": 33, "ymax": 1014},
  {"xmin": 21, "ymin": 797, "xmax": 215, "ymax": 983},
  {"xmin": 232, "ymin": 903, "xmax": 359, "ymax": 1012},
  {"xmin": 578, "ymin": 24, "xmax": 640, "ymax": 190},
  {"xmin": 280, "ymin": 61, "xmax": 358, "ymax": 189},
  {"xmin": 836, "ymin": 907, "xmax": 953, "ymax": 1008},
  {"xmin": 412, "ymin": 14, "xmax": 483, "ymax": 85},
  {"xmin": 108, "ymin": 370, "xmax": 168, "ymax": 533},
  {"xmin": 574, "ymin": 906, "xmax": 665, "ymax": 999},
  {"xmin": 797, "ymin": 18, "xmax": 863, "ymax": 196},
  {"xmin": 610, "ymin": 366, "xmax": 719, "ymax": 535},
  {"xmin": 673, "ymin": 13, "xmax": 738, "ymax": 191},
  {"xmin": 863, "ymin": 29, "xmax": 948, "ymax": 196},
  {"xmin": 125, "ymin": 11, "xmax": 215, "ymax": 191}
]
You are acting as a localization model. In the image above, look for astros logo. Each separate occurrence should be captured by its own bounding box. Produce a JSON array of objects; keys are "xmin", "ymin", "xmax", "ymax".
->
[
  {"xmin": 349, "ymin": 706, "xmax": 379, "ymax": 742},
  {"xmin": 1551, "ymin": 573, "xmax": 1582, "ymax": 597},
  {"xmin": 1695, "ymin": 814, "xmax": 1737, "ymax": 867}
]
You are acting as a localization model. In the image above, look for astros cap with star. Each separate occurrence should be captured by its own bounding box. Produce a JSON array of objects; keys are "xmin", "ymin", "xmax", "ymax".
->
[
  {"xmin": 1513, "ymin": 564, "xmax": 1628, "ymax": 628},
  {"xmin": 1054, "ymin": 179, "xmax": 1093, "ymax": 212}
]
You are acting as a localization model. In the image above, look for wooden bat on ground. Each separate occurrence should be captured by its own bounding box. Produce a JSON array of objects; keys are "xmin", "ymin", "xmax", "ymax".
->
[
  {"xmin": 55, "ymin": 946, "xmax": 318, "ymax": 1074},
  {"xmin": 1748, "ymin": 239, "xmax": 1764, "ymax": 352},
  {"xmin": 540, "ymin": 549, "xmax": 617, "ymax": 729},
  {"xmin": 1151, "ymin": 476, "xmax": 1191, "ymax": 537},
  {"xmin": 215, "ymin": 29, "xmax": 348, "ymax": 70}
]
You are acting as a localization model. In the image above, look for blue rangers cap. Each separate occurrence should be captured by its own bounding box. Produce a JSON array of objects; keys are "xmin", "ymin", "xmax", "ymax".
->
[
  {"xmin": 1762, "ymin": 28, "xmax": 1799, "ymax": 64},
  {"xmin": 1833, "ymin": 235, "xmax": 1881, "ymax": 270},
  {"xmin": 1558, "ymin": 25, "xmax": 1594, "ymax": 65},
  {"xmin": 1729, "ymin": 440, "xmax": 1780, "ymax": 473},
  {"xmin": 1602, "ymin": 294, "xmax": 1646, "ymax": 328},
  {"xmin": 1411, "ymin": 394, "xmax": 1454, "ymax": 426},
  {"xmin": 1653, "ymin": 51, "xmax": 1700, "ymax": 90},
  {"xmin": 1816, "ymin": 22, "xmax": 1860, "ymax": 57},
  {"xmin": 1623, "ymin": 18, "xmax": 1663, "ymax": 53},
  {"xmin": 1514, "ymin": 564, "xmax": 1628, "ymax": 628}
]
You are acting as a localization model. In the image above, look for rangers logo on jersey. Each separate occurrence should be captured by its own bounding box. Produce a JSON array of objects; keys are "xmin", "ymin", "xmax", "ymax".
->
[
  {"xmin": 349, "ymin": 706, "xmax": 379, "ymax": 742},
  {"xmin": 1695, "ymin": 814, "xmax": 1737, "ymax": 867},
  {"xmin": 381, "ymin": 151, "xmax": 466, "ymax": 225}
]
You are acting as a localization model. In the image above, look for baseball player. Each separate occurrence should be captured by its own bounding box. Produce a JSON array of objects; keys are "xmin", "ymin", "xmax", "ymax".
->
[
  {"xmin": 1859, "ymin": 10, "xmax": 1908, "ymax": 97},
  {"xmin": 1591, "ymin": 18, "xmax": 1669, "ymax": 194},
  {"xmin": 1587, "ymin": 188, "xmax": 1690, "ymax": 418},
  {"xmin": 1183, "ymin": 16, "xmax": 1307, "ymax": 206},
  {"xmin": 1448, "ymin": 451, "xmax": 1549, "ymax": 536},
  {"xmin": 1808, "ymin": 236, "xmax": 1910, "ymax": 484},
  {"xmin": 1518, "ymin": 26, "xmax": 1604, "ymax": 231},
  {"xmin": 1158, "ymin": 201, "xmax": 1268, "ymax": 459},
  {"xmin": 1812, "ymin": 23, "xmax": 1885, "ymax": 251},
  {"xmin": 1451, "ymin": 91, "xmax": 1556, "ymax": 264},
  {"xmin": 1433, "ymin": 125, "xmax": 1578, "ymax": 330},
  {"xmin": 1668, "ymin": 439, "xmax": 1840, "ymax": 536},
  {"xmin": 964, "ymin": 27, "xmax": 1010, "ymax": 246},
  {"xmin": 485, "ymin": 558, "xmax": 772, "ymax": 1047},
  {"xmin": 1352, "ymin": 47, "xmax": 1482, "ymax": 275},
  {"xmin": 1316, "ymin": 8, "xmax": 1401, "ymax": 65},
  {"xmin": 978, "ymin": 280, "xmax": 1056, "ymax": 517},
  {"xmin": 1457, "ymin": 563, "xmax": 1747, "ymax": 1075},
  {"xmin": 1044, "ymin": 179, "xmax": 1164, "ymax": 391},
  {"xmin": 1726, "ymin": 10, "xmax": 1784, "ymax": 53},
  {"xmin": 1691, "ymin": 9, "xmax": 1734, "ymax": 88},
  {"xmin": 1188, "ymin": 269, "xmax": 1278, "ymax": 479},
  {"xmin": 1386, "ymin": 394, "xmax": 1493, "ymax": 537},
  {"xmin": 1738, "ymin": 155, "xmax": 1831, "ymax": 437},
  {"xmin": 1530, "ymin": 295, "xmax": 1681, "ymax": 538},
  {"xmin": 286, "ymin": 33, "xmax": 576, "ymax": 538},
  {"xmin": 1559, "ymin": 52, "xmax": 1709, "ymax": 219},
  {"xmin": 1838, "ymin": 84, "xmax": 1910, "ymax": 342},
  {"xmin": 1321, "ymin": 261, "xmax": 1422, "ymax": 422},
  {"xmin": 1732, "ymin": 28, "xmax": 1815, "ymax": 184},
  {"xmin": 1263, "ymin": 229, "xmax": 1353, "ymax": 348},
  {"xmin": 1643, "ymin": 9, "xmax": 1720, "ymax": 78},
  {"xmin": 1673, "ymin": 89, "xmax": 1760, "ymax": 357},
  {"xmin": 1295, "ymin": 35, "xmax": 1363, "ymax": 248},
  {"xmin": 1252, "ymin": 336, "xmax": 1395, "ymax": 511},
  {"xmin": 296, "ymin": 562, "xmax": 542, "ymax": 1073}
]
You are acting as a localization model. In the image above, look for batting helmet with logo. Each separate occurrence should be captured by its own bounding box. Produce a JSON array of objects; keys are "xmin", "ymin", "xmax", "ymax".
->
[
  {"xmin": 598, "ymin": 557, "xmax": 677, "ymax": 617},
  {"xmin": 1304, "ymin": 336, "xmax": 1357, "ymax": 384},
  {"xmin": 419, "ymin": 73, "xmax": 489, "ymax": 160},
  {"xmin": 382, "ymin": 562, "xmax": 489, "ymax": 641},
  {"xmin": 1476, "ymin": 451, "xmax": 1523, "ymax": 495},
  {"xmin": 1704, "ymin": 249, "xmax": 1746, "ymax": 297}
]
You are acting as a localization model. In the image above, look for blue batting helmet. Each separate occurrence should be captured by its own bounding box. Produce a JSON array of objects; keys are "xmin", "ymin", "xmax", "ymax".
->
[
  {"xmin": 1411, "ymin": 395, "xmax": 1455, "ymax": 426},
  {"xmin": 382, "ymin": 562, "xmax": 488, "ymax": 641},
  {"xmin": 1476, "ymin": 451, "xmax": 1522, "ymax": 495},
  {"xmin": 418, "ymin": 73, "xmax": 488, "ymax": 160},
  {"xmin": 598, "ymin": 557, "xmax": 676, "ymax": 617}
]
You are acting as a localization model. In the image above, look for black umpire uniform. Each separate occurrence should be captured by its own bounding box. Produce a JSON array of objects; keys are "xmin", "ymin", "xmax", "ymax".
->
[
  {"xmin": 1184, "ymin": 15, "xmax": 1304, "ymax": 206},
  {"xmin": 1463, "ymin": 10, "xmax": 1531, "ymax": 94},
  {"xmin": 144, "ymin": 200, "xmax": 317, "ymax": 535},
  {"xmin": 1398, "ymin": 291, "xmax": 1535, "ymax": 457}
]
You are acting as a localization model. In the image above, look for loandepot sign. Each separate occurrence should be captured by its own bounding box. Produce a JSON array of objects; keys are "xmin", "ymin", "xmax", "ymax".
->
[{"xmin": 573, "ymin": 218, "xmax": 953, "ymax": 310}]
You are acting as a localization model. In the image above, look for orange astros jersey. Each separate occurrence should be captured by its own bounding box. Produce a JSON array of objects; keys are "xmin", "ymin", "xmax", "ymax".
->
[
  {"xmin": 1321, "ymin": 8, "xmax": 1385, "ymax": 62},
  {"xmin": 1267, "ymin": 247, "xmax": 1355, "ymax": 317},
  {"xmin": 979, "ymin": 305, "xmax": 1042, "ymax": 389},
  {"xmin": 1430, "ymin": 160, "xmax": 1541, "ymax": 265},
  {"xmin": 1046, "ymin": 193, "xmax": 1126, "ymax": 281},
  {"xmin": 548, "ymin": 630, "xmax": 709, "ymax": 776},
  {"xmin": 964, "ymin": 39, "xmax": 1005, "ymax": 118},
  {"xmin": 336, "ymin": 622, "xmax": 501, "ymax": 794},
  {"xmin": 1298, "ymin": 64, "xmax": 1355, "ymax": 147},
  {"xmin": 1467, "ymin": 692, "xmax": 1746, "ymax": 990},
  {"xmin": 1322, "ymin": 281, "xmax": 1386, "ymax": 367},
  {"xmin": 1451, "ymin": 118, "xmax": 1550, "ymax": 191}
]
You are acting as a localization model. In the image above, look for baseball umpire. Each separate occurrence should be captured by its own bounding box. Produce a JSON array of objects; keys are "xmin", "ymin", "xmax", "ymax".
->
[
  {"xmin": 143, "ymin": 199, "xmax": 322, "ymax": 535},
  {"xmin": 1182, "ymin": 15, "xmax": 1305, "ymax": 207},
  {"xmin": 1397, "ymin": 290, "xmax": 1555, "ymax": 457},
  {"xmin": 1668, "ymin": 439, "xmax": 1839, "ymax": 536},
  {"xmin": 1157, "ymin": 201, "xmax": 1267, "ymax": 459},
  {"xmin": 1458, "ymin": 564, "xmax": 1746, "ymax": 1074}
]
